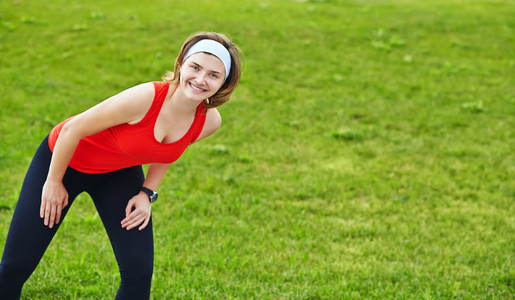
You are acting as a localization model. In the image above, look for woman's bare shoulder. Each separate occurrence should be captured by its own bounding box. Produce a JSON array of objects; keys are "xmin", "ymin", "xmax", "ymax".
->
[{"xmin": 194, "ymin": 108, "xmax": 222, "ymax": 142}]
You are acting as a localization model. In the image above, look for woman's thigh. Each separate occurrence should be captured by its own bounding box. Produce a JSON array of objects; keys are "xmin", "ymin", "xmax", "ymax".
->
[{"xmin": 87, "ymin": 166, "xmax": 154, "ymax": 273}]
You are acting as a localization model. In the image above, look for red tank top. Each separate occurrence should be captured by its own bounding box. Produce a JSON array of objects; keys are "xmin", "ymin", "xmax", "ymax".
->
[{"xmin": 48, "ymin": 81, "xmax": 207, "ymax": 174}]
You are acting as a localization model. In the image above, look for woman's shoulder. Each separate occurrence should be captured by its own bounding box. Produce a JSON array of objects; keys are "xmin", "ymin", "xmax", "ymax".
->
[
  {"xmin": 192, "ymin": 108, "xmax": 221, "ymax": 143},
  {"xmin": 150, "ymin": 81, "xmax": 169, "ymax": 91},
  {"xmin": 100, "ymin": 82, "xmax": 157, "ymax": 126},
  {"xmin": 205, "ymin": 107, "xmax": 221, "ymax": 124},
  {"xmin": 119, "ymin": 82, "xmax": 165, "ymax": 109},
  {"xmin": 119, "ymin": 82, "xmax": 156, "ymax": 100},
  {"xmin": 124, "ymin": 81, "xmax": 167, "ymax": 98}
]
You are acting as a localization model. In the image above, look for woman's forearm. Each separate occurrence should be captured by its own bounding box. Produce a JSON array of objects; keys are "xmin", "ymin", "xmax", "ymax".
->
[
  {"xmin": 142, "ymin": 163, "xmax": 172, "ymax": 191},
  {"xmin": 46, "ymin": 125, "xmax": 82, "ymax": 182}
]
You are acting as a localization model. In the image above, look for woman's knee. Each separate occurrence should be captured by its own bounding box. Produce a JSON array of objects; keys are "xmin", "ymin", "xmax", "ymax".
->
[
  {"xmin": 118, "ymin": 255, "xmax": 154, "ymax": 282},
  {"xmin": 0, "ymin": 261, "xmax": 32, "ymax": 286}
]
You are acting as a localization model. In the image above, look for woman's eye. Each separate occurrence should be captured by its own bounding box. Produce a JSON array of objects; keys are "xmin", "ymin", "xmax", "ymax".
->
[
  {"xmin": 210, "ymin": 73, "xmax": 218, "ymax": 78},
  {"xmin": 191, "ymin": 66, "xmax": 199, "ymax": 70}
]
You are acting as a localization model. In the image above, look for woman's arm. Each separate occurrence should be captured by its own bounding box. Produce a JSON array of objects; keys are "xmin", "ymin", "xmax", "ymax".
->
[
  {"xmin": 41, "ymin": 82, "xmax": 156, "ymax": 228},
  {"xmin": 121, "ymin": 163, "xmax": 171, "ymax": 231},
  {"xmin": 47, "ymin": 83, "xmax": 155, "ymax": 182}
]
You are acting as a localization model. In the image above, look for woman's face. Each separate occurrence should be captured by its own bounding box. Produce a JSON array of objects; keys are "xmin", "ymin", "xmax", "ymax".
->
[{"xmin": 179, "ymin": 52, "xmax": 226, "ymax": 102}]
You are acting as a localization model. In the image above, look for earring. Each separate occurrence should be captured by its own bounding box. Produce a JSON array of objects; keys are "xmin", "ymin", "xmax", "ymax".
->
[{"xmin": 205, "ymin": 98, "xmax": 210, "ymax": 104}]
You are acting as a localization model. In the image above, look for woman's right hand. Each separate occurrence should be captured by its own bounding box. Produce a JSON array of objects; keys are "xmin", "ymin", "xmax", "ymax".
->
[{"xmin": 40, "ymin": 179, "xmax": 69, "ymax": 229}]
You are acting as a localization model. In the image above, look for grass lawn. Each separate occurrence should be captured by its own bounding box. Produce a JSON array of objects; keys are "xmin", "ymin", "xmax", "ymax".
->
[{"xmin": 0, "ymin": 0, "xmax": 514, "ymax": 298}]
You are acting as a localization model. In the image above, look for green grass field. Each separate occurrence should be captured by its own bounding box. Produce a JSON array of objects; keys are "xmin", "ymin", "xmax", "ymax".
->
[{"xmin": 1, "ymin": 0, "xmax": 514, "ymax": 298}]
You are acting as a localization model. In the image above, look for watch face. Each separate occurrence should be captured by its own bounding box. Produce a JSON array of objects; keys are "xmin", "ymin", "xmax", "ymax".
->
[{"xmin": 151, "ymin": 192, "xmax": 158, "ymax": 202}]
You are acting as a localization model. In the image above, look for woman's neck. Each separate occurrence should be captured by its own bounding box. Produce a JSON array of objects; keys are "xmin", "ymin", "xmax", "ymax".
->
[{"xmin": 167, "ymin": 82, "xmax": 203, "ymax": 115}]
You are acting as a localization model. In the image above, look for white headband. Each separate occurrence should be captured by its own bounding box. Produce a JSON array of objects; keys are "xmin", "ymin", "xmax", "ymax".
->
[{"xmin": 183, "ymin": 39, "xmax": 232, "ymax": 81}]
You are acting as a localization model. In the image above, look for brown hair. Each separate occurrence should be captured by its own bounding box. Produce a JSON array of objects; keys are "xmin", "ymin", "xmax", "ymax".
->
[{"xmin": 163, "ymin": 32, "xmax": 243, "ymax": 109}]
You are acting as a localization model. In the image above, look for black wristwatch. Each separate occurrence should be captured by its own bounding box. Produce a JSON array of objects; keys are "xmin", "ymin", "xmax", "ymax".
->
[{"xmin": 141, "ymin": 187, "xmax": 158, "ymax": 203}]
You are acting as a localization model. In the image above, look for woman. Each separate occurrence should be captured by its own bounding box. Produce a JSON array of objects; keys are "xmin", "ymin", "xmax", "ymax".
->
[{"xmin": 0, "ymin": 32, "xmax": 242, "ymax": 299}]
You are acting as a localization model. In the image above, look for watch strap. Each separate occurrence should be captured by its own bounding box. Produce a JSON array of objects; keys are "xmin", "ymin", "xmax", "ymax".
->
[
  {"xmin": 141, "ymin": 187, "xmax": 157, "ymax": 202},
  {"xmin": 140, "ymin": 187, "xmax": 153, "ymax": 197}
]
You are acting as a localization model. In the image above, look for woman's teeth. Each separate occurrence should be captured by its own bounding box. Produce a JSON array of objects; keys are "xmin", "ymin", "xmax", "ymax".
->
[{"xmin": 190, "ymin": 83, "xmax": 205, "ymax": 92}]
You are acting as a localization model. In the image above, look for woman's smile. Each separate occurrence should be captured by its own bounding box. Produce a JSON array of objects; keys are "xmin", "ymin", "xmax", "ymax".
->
[{"xmin": 188, "ymin": 82, "xmax": 208, "ymax": 93}]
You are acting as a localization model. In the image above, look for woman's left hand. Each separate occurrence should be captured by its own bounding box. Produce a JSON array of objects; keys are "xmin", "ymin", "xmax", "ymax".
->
[{"xmin": 121, "ymin": 192, "xmax": 152, "ymax": 231}]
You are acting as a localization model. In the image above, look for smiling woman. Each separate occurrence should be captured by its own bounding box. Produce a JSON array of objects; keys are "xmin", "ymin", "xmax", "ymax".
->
[
  {"xmin": 0, "ymin": 32, "xmax": 242, "ymax": 300},
  {"xmin": 163, "ymin": 32, "xmax": 243, "ymax": 108}
]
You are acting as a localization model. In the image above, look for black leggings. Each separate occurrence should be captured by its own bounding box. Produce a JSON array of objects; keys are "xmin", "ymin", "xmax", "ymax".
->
[{"xmin": 0, "ymin": 136, "xmax": 153, "ymax": 299}]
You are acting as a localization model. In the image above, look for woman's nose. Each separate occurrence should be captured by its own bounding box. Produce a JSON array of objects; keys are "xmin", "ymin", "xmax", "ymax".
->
[{"xmin": 194, "ymin": 73, "xmax": 206, "ymax": 85}]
